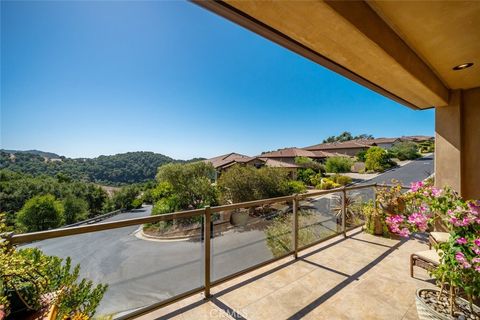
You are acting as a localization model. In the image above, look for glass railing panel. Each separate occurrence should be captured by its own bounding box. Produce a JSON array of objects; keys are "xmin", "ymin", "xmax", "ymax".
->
[
  {"xmin": 345, "ymin": 187, "xmax": 374, "ymax": 228},
  {"xmin": 211, "ymin": 199, "xmax": 294, "ymax": 282},
  {"xmin": 297, "ymin": 191, "xmax": 342, "ymax": 249},
  {"xmin": 20, "ymin": 208, "xmax": 204, "ymax": 319}
]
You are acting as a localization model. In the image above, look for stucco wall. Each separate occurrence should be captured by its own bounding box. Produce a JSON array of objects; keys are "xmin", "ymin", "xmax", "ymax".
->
[
  {"xmin": 461, "ymin": 87, "xmax": 480, "ymax": 199},
  {"xmin": 435, "ymin": 88, "xmax": 480, "ymax": 199}
]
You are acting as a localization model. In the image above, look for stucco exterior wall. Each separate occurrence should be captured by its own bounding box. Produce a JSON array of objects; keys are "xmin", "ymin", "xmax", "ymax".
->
[
  {"xmin": 435, "ymin": 88, "xmax": 480, "ymax": 199},
  {"xmin": 461, "ymin": 87, "xmax": 480, "ymax": 199}
]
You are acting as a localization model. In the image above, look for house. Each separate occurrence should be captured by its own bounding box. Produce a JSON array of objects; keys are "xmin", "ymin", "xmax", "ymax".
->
[
  {"xmin": 203, "ymin": 152, "xmax": 251, "ymax": 180},
  {"xmin": 204, "ymin": 152, "xmax": 302, "ymax": 180},
  {"xmin": 258, "ymin": 147, "xmax": 338, "ymax": 164},
  {"xmin": 305, "ymin": 137, "xmax": 404, "ymax": 156},
  {"xmin": 368, "ymin": 137, "xmax": 401, "ymax": 149},
  {"xmin": 304, "ymin": 140, "xmax": 376, "ymax": 156}
]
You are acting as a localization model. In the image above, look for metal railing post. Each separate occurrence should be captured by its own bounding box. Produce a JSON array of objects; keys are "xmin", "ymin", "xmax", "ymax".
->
[
  {"xmin": 293, "ymin": 196, "xmax": 299, "ymax": 259},
  {"xmin": 204, "ymin": 206, "xmax": 211, "ymax": 299},
  {"xmin": 342, "ymin": 187, "xmax": 347, "ymax": 238}
]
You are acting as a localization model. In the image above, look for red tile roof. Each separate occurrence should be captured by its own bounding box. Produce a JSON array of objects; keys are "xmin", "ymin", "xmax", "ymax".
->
[
  {"xmin": 259, "ymin": 147, "xmax": 325, "ymax": 158},
  {"xmin": 304, "ymin": 140, "xmax": 375, "ymax": 151},
  {"xmin": 204, "ymin": 152, "xmax": 250, "ymax": 169}
]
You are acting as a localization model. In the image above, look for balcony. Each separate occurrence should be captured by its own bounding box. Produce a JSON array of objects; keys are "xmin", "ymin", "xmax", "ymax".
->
[
  {"xmin": 8, "ymin": 183, "xmax": 439, "ymax": 319},
  {"xmin": 137, "ymin": 229, "xmax": 435, "ymax": 320}
]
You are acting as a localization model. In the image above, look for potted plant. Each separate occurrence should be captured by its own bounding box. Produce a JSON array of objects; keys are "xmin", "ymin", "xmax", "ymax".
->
[
  {"xmin": 383, "ymin": 183, "xmax": 480, "ymax": 320},
  {"xmin": 0, "ymin": 214, "xmax": 108, "ymax": 320},
  {"xmin": 230, "ymin": 208, "xmax": 250, "ymax": 226}
]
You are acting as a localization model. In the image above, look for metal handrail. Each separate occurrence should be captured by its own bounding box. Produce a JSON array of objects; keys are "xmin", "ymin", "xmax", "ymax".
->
[
  {"xmin": 9, "ymin": 208, "xmax": 205, "ymax": 244},
  {"xmin": 4, "ymin": 182, "xmax": 410, "ymax": 319}
]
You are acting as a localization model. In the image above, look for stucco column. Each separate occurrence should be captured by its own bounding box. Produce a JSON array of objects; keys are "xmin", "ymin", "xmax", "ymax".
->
[
  {"xmin": 435, "ymin": 87, "xmax": 480, "ymax": 199},
  {"xmin": 461, "ymin": 87, "xmax": 480, "ymax": 199}
]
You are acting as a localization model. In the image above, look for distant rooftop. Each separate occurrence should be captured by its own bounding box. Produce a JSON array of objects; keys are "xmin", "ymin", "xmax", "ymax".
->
[
  {"xmin": 259, "ymin": 147, "xmax": 326, "ymax": 158},
  {"xmin": 204, "ymin": 152, "xmax": 250, "ymax": 169}
]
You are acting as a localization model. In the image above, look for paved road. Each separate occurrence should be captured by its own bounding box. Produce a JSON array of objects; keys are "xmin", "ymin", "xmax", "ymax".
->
[
  {"xmin": 363, "ymin": 154, "xmax": 434, "ymax": 185},
  {"xmin": 28, "ymin": 155, "xmax": 434, "ymax": 317}
]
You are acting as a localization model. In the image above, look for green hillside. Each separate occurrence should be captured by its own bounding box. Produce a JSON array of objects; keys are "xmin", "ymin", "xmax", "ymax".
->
[{"xmin": 0, "ymin": 150, "xmax": 203, "ymax": 185}]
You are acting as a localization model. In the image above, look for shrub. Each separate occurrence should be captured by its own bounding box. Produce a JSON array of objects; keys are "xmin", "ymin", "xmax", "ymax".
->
[
  {"xmin": 389, "ymin": 141, "xmax": 421, "ymax": 160},
  {"xmin": 294, "ymin": 157, "xmax": 325, "ymax": 174},
  {"xmin": 217, "ymin": 165, "xmax": 291, "ymax": 204},
  {"xmin": 356, "ymin": 150, "xmax": 367, "ymax": 162},
  {"xmin": 329, "ymin": 174, "xmax": 352, "ymax": 186},
  {"xmin": 418, "ymin": 140, "xmax": 434, "ymax": 153},
  {"xmin": 365, "ymin": 146, "xmax": 395, "ymax": 172},
  {"xmin": 131, "ymin": 198, "xmax": 143, "ymax": 209},
  {"xmin": 63, "ymin": 196, "xmax": 88, "ymax": 225},
  {"xmin": 0, "ymin": 215, "xmax": 108, "ymax": 318},
  {"xmin": 325, "ymin": 156, "xmax": 353, "ymax": 173},
  {"xmin": 316, "ymin": 178, "xmax": 340, "ymax": 190},
  {"xmin": 152, "ymin": 196, "xmax": 179, "ymax": 215},
  {"xmin": 310, "ymin": 173, "xmax": 324, "ymax": 187},
  {"xmin": 297, "ymin": 168, "xmax": 317, "ymax": 185},
  {"xmin": 265, "ymin": 213, "xmax": 331, "ymax": 257},
  {"xmin": 285, "ymin": 180, "xmax": 306, "ymax": 194},
  {"xmin": 17, "ymin": 194, "xmax": 64, "ymax": 232}
]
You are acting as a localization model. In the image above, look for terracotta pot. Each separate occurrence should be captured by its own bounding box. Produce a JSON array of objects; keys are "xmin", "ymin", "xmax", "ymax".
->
[{"xmin": 373, "ymin": 216, "xmax": 384, "ymax": 235}]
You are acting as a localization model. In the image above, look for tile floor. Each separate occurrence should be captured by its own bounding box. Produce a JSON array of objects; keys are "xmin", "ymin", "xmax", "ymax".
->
[{"xmin": 135, "ymin": 228, "xmax": 436, "ymax": 320}]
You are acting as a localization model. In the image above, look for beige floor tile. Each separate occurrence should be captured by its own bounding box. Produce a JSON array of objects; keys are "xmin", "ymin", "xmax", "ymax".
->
[{"xmin": 137, "ymin": 231, "xmax": 438, "ymax": 320}]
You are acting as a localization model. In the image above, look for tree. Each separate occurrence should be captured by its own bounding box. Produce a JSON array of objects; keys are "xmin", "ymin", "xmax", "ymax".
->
[
  {"xmin": 322, "ymin": 132, "xmax": 374, "ymax": 143},
  {"xmin": 389, "ymin": 141, "xmax": 420, "ymax": 161},
  {"xmin": 17, "ymin": 194, "xmax": 64, "ymax": 232},
  {"xmin": 353, "ymin": 134, "xmax": 374, "ymax": 140},
  {"xmin": 156, "ymin": 162, "xmax": 217, "ymax": 209},
  {"xmin": 63, "ymin": 196, "xmax": 88, "ymax": 224},
  {"xmin": 325, "ymin": 156, "xmax": 353, "ymax": 173},
  {"xmin": 365, "ymin": 146, "xmax": 394, "ymax": 172},
  {"xmin": 112, "ymin": 185, "xmax": 140, "ymax": 210},
  {"xmin": 217, "ymin": 165, "xmax": 291, "ymax": 204},
  {"xmin": 84, "ymin": 184, "xmax": 108, "ymax": 215}
]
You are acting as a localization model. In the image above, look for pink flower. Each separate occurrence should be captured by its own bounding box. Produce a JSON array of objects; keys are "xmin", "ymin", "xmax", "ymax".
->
[
  {"xmin": 456, "ymin": 237, "xmax": 467, "ymax": 245},
  {"xmin": 475, "ymin": 266, "xmax": 480, "ymax": 273},
  {"xmin": 407, "ymin": 212, "xmax": 428, "ymax": 232},
  {"xmin": 455, "ymin": 252, "xmax": 466, "ymax": 263},
  {"xmin": 472, "ymin": 257, "xmax": 480, "ymax": 264},
  {"xmin": 430, "ymin": 187, "xmax": 442, "ymax": 197},
  {"xmin": 474, "ymin": 248, "xmax": 480, "ymax": 255},
  {"xmin": 462, "ymin": 217, "xmax": 472, "ymax": 226},
  {"xmin": 398, "ymin": 228, "xmax": 410, "ymax": 238},
  {"xmin": 475, "ymin": 239, "xmax": 480, "ymax": 247},
  {"xmin": 468, "ymin": 201, "xmax": 480, "ymax": 215},
  {"xmin": 450, "ymin": 217, "xmax": 459, "ymax": 225},
  {"xmin": 462, "ymin": 262, "xmax": 472, "ymax": 269},
  {"xmin": 410, "ymin": 181, "xmax": 424, "ymax": 192}
]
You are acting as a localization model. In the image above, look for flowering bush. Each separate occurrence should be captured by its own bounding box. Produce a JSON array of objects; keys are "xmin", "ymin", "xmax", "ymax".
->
[
  {"xmin": 382, "ymin": 181, "xmax": 480, "ymax": 314},
  {"xmin": 433, "ymin": 199, "xmax": 480, "ymax": 313}
]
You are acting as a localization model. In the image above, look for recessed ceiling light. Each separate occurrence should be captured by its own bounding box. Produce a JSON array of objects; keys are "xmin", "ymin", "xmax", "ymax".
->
[{"xmin": 453, "ymin": 62, "xmax": 474, "ymax": 70}]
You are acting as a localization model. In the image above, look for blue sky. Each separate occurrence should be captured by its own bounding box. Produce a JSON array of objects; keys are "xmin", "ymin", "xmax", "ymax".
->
[{"xmin": 1, "ymin": 1, "xmax": 434, "ymax": 160}]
